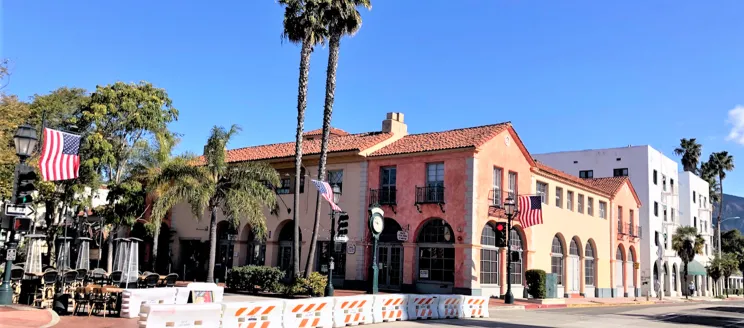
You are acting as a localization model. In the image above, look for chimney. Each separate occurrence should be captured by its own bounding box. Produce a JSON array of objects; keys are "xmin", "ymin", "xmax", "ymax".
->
[{"xmin": 382, "ymin": 112, "xmax": 407, "ymax": 135}]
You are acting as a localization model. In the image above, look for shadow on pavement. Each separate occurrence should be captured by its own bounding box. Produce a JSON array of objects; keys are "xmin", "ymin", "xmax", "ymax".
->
[
  {"xmin": 406, "ymin": 318, "xmax": 550, "ymax": 328},
  {"xmin": 703, "ymin": 306, "xmax": 744, "ymax": 314},
  {"xmin": 619, "ymin": 312, "xmax": 742, "ymax": 327}
]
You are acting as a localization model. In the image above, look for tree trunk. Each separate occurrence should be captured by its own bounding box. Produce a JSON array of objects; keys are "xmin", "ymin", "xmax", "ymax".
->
[
  {"xmin": 684, "ymin": 262, "xmax": 689, "ymax": 299},
  {"xmin": 207, "ymin": 207, "xmax": 218, "ymax": 283},
  {"xmin": 291, "ymin": 39, "xmax": 313, "ymax": 280},
  {"xmin": 304, "ymin": 33, "xmax": 341, "ymax": 278},
  {"xmin": 152, "ymin": 223, "xmax": 160, "ymax": 273},
  {"xmin": 107, "ymin": 224, "xmax": 117, "ymax": 272},
  {"xmin": 717, "ymin": 173, "xmax": 724, "ymax": 256}
]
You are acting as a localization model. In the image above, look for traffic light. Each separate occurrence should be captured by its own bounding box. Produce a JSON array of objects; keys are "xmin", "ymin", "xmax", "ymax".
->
[
  {"xmin": 13, "ymin": 217, "xmax": 32, "ymax": 233},
  {"xmin": 495, "ymin": 222, "xmax": 507, "ymax": 247},
  {"xmin": 337, "ymin": 212, "xmax": 349, "ymax": 238},
  {"xmin": 15, "ymin": 164, "xmax": 37, "ymax": 204}
]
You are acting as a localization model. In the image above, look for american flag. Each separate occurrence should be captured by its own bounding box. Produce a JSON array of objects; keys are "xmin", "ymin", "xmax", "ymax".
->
[
  {"xmin": 516, "ymin": 195, "xmax": 543, "ymax": 228},
  {"xmin": 39, "ymin": 128, "xmax": 81, "ymax": 181},
  {"xmin": 312, "ymin": 179, "xmax": 342, "ymax": 212}
]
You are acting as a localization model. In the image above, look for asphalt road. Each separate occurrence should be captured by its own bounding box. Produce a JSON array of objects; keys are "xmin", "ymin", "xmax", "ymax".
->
[{"xmin": 383, "ymin": 301, "xmax": 744, "ymax": 328}]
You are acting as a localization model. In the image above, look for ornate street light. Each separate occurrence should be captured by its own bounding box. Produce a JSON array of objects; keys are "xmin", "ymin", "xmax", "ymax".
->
[
  {"xmin": 504, "ymin": 197, "xmax": 519, "ymax": 305},
  {"xmin": 13, "ymin": 124, "xmax": 38, "ymax": 160}
]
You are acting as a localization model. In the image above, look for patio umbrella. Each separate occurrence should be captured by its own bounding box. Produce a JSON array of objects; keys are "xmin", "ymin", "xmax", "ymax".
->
[
  {"xmin": 76, "ymin": 237, "xmax": 91, "ymax": 270},
  {"xmin": 24, "ymin": 234, "xmax": 45, "ymax": 274},
  {"xmin": 123, "ymin": 237, "xmax": 141, "ymax": 288},
  {"xmin": 113, "ymin": 238, "xmax": 130, "ymax": 272},
  {"xmin": 56, "ymin": 237, "xmax": 73, "ymax": 271}
]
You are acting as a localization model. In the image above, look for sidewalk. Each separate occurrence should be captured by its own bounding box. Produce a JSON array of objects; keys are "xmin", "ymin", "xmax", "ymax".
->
[{"xmin": 0, "ymin": 305, "xmax": 56, "ymax": 328}]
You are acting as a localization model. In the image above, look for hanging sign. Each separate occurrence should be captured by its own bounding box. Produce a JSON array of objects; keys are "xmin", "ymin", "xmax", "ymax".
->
[{"xmin": 396, "ymin": 231, "xmax": 408, "ymax": 241}]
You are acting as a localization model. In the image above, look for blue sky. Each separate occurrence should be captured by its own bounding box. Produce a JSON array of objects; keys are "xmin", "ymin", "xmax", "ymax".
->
[{"xmin": 3, "ymin": 1, "xmax": 744, "ymax": 194}]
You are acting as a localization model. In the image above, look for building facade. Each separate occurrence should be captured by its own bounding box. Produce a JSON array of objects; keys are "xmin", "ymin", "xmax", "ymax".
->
[
  {"xmin": 533, "ymin": 145, "xmax": 710, "ymax": 298},
  {"xmin": 679, "ymin": 171, "xmax": 713, "ymax": 296}
]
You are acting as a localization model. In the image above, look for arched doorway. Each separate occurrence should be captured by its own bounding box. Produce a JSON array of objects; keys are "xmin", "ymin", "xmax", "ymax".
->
[
  {"xmin": 242, "ymin": 225, "xmax": 266, "ymax": 267},
  {"xmin": 568, "ymin": 237, "xmax": 582, "ymax": 294},
  {"xmin": 615, "ymin": 246, "xmax": 625, "ymax": 296},
  {"xmin": 663, "ymin": 262, "xmax": 670, "ymax": 296},
  {"xmin": 416, "ymin": 218, "xmax": 455, "ymax": 293},
  {"xmin": 672, "ymin": 263, "xmax": 678, "ymax": 292},
  {"xmin": 216, "ymin": 221, "xmax": 238, "ymax": 282},
  {"xmin": 377, "ymin": 218, "xmax": 404, "ymax": 291},
  {"xmin": 277, "ymin": 221, "xmax": 301, "ymax": 273}
]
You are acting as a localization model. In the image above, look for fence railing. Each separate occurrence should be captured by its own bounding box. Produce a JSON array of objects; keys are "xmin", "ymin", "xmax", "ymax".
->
[
  {"xmin": 415, "ymin": 185, "xmax": 445, "ymax": 204},
  {"xmin": 369, "ymin": 188, "xmax": 397, "ymax": 206}
]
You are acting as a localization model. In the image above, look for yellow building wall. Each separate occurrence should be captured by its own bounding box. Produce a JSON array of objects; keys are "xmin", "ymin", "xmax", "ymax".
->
[{"xmin": 528, "ymin": 173, "xmax": 612, "ymax": 296}]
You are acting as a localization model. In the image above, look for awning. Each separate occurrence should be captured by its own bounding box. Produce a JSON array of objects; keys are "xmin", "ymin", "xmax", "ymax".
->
[{"xmin": 686, "ymin": 260, "xmax": 707, "ymax": 276}]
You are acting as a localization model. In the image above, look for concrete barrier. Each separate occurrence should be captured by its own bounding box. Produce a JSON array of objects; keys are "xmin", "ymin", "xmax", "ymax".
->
[
  {"xmin": 137, "ymin": 303, "xmax": 222, "ymax": 328},
  {"xmin": 221, "ymin": 300, "xmax": 285, "ymax": 328},
  {"xmin": 331, "ymin": 295, "xmax": 374, "ymax": 327},
  {"xmin": 372, "ymin": 294, "xmax": 408, "ymax": 323},
  {"xmin": 282, "ymin": 297, "xmax": 334, "ymax": 328},
  {"xmin": 121, "ymin": 288, "xmax": 178, "ymax": 319}
]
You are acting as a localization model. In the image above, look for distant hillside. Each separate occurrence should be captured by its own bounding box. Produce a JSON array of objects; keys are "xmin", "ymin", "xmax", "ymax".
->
[{"xmin": 713, "ymin": 193, "xmax": 744, "ymax": 233}]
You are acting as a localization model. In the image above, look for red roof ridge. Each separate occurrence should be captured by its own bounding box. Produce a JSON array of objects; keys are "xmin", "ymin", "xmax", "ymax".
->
[
  {"xmin": 404, "ymin": 122, "xmax": 511, "ymax": 138},
  {"xmin": 370, "ymin": 122, "xmax": 511, "ymax": 157},
  {"xmin": 228, "ymin": 130, "xmax": 384, "ymax": 153},
  {"xmin": 303, "ymin": 127, "xmax": 349, "ymax": 136},
  {"xmin": 581, "ymin": 176, "xmax": 642, "ymax": 207}
]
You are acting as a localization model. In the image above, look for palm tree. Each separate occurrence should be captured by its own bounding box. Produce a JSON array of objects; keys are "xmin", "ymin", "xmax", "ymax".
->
[
  {"xmin": 279, "ymin": 0, "xmax": 328, "ymax": 279},
  {"xmin": 707, "ymin": 256, "xmax": 723, "ymax": 297},
  {"xmin": 674, "ymin": 138, "xmax": 702, "ymax": 174},
  {"xmin": 304, "ymin": 0, "xmax": 371, "ymax": 277},
  {"xmin": 151, "ymin": 125, "xmax": 280, "ymax": 282},
  {"xmin": 709, "ymin": 151, "xmax": 734, "ymax": 254},
  {"xmin": 700, "ymin": 160, "xmax": 721, "ymax": 205},
  {"xmin": 671, "ymin": 226, "xmax": 705, "ymax": 299}
]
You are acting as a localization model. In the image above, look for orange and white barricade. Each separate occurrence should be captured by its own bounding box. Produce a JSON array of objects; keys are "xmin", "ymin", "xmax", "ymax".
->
[
  {"xmin": 121, "ymin": 288, "xmax": 178, "ymax": 318},
  {"xmin": 406, "ymin": 295, "xmax": 438, "ymax": 320},
  {"xmin": 282, "ymin": 297, "xmax": 334, "ymax": 328},
  {"xmin": 460, "ymin": 296, "xmax": 489, "ymax": 318},
  {"xmin": 437, "ymin": 295, "xmax": 463, "ymax": 319},
  {"xmin": 331, "ymin": 295, "xmax": 374, "ymax": 327},
  {"xmin": 137, "ymin": 303, "xmax": 222, "ymax": 328},
  {"xmin": 372, "ymin": 294, "xmax": 408, "ymax": 323},
  {"xmin": 221, "ymin": 300, "xmax": 285, "ymax": 328}
]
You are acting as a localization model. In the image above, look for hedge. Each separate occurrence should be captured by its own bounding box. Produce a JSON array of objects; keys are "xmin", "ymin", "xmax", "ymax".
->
[{"xmin": 525, "ymin": 269, "xmax": 547, "ymax": 299}]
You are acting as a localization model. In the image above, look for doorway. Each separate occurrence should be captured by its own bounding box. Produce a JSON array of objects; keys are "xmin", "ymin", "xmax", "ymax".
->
[
  {"xmin": 378, "ymin": 244, "xmax": 403, "ymax": 291},
  {"xmin": 216, "ymin": 221, "xmax": 237, "ymax": 283},
  {"xmin": 569, "ymin": 256, "xmax": 580, "ymax": 293}
]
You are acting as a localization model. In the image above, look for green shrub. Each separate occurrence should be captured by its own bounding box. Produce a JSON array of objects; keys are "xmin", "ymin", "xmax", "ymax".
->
[
  {"xmin": 525, "ymin": 269, "xmax": 547, "ymax": 299},
  {"xmin": 283, "ymin": 272, "xmax": 328, "ymax": 297},
  {"xmin": 227, "ymin": 265, "xmax": 285, "ymax": 294}
]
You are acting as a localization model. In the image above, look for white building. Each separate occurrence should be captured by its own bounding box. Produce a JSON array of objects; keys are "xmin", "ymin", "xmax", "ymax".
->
[
  {"xmin": 678, "ymin": 171, "xmax": 714, "ymax": 296},
  {"xmin": 533, "ymin": 145, "xmax": 708, "ymax": 297}
]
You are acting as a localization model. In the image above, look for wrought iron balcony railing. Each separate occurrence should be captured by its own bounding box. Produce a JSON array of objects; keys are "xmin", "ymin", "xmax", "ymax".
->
[{"xmin": 369, "ymin": 188, "xmax": 397, "ymax": 206}]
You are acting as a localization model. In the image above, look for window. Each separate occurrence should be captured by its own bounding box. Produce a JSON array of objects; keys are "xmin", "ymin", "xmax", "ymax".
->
[
  {"xmin": 672, "ymin": 266, "xmax": 677, "ymax": 291},
  {"xmin": 245, "ymin": 243, "xmax": 266, "ymax": 267},
  {"xmin": 508, "ymin": 172, "xmax": 517, "ymax": 200},
  {"xmin": 567, "ymin": 191, "xmax": 574, "ymax": 211},
  {"xmin": 670, "ymin": 179, "xmax": 674, "ymax": 192},
  {"xmin": 579, "ymin": 170, "xmax": 593, "ymax": 178},
  {"xmin": 555, "ymin": 187, "xmax": 563, "ymax": 208},
  {"xmin": 492, "ymin": 167, "xmax": 503, "ymax": 207},
  {"xmin": 380, "ymin": 166, "xmax": 397, "ymax": 204},
  {"xmin": 617, "ymin": 206, "xmax": 623, "ymax": 233},
  {"xmin": 276, "ymin": 176, "xmax": 291, "ymax": 194},
  {"xmin": 615, "ymin": 247, "xmax": 624, "ymax": 287},
  {"xmin": 417, "ymin": 220, "xmax": 455, "ymax": 283},
  {"xmin": 587, "ymin": 197, "xmax": 594, "ymax": 216},
  {"xmin": 536, "ymin": 181, "xmax": 548, "ymax": 204},
  {"xmin": 599, "ymin": 201, "xmax": 607, "ymax": 219},
  {"xmin": 704, "ymin": 197, "xmax": 708, "ymax": 206},
  {"xmin": 426, "ymin": 163, "xmax": 444, "ymax": 188},
  {"xmin": 629, "ymin": 210, "xmax": 634, "ymax": 231},
  {"xmin": 585, "ymin": 242, "xmax": 595, "ymax": 286},
  {"xmin": 693, "ymin": 191, "xmax": 696, "ymax": 203},
  {"xmin": 653, "ymin": 202, "xmax": 659, "ymax": 217},
  {"xmin": 551, "ymin": 236, "xmax": 564, "ymax": 285},
  {"xmin": 653, "ymin": 170, "xmax": 658, "ymax": 185},
  {"xmin": 613, "ymin": 168, "xmax": 628, "ymax": 177},
  {"xmin": 654, "ymin": 231, "xmax": 660, "ymax": 246},
  {"xmin": 328, "ymin": 170, "xmax": 344, "ymax": 193},
  {"xmin": 480, "ymin": 224, "xmax": 500, "ymax": 285},
  {"xmin": 705, "ymin": 244, "xmax": 708, "ymax": 255},
  {"xmin": 699, "ymin": 194, "xmax": 702, "ymax": 205},
  {"xmin": 671, "ymin": 208, "xmax": 676, "ymax": 222},
  {"xmin": 662, "ymin": 175, "xmax": 667, "ymax": 191},
  {"xmin": 663, "ymin": 205, "xmax": 667, "ymax": 221},
  {"xmin": 510, "ymin": 229, "xmax": 524, "ymax": 285},
  {"xmin": 578, "ymin": 194, "xmax": 585, "ymax": 214},
  {"xmin": 694, "ymin": 216, "xmax": 697, "ymax": 228}
]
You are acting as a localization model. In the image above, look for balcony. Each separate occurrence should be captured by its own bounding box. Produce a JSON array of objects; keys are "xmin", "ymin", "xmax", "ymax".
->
[
  {"xmin": 617, "ymin": 221, "xmax": 625, "ymax": 235},
  {"xmin": 415, "ymin": 185, "xmax": 445, "ymax": 213},
  {"xmin": 628, "ymin": 223, "xmax": 642, "ymax": 239},
  {"xmin": 369, "ymin": 188, "xmax": 397, "ymax": 212}
]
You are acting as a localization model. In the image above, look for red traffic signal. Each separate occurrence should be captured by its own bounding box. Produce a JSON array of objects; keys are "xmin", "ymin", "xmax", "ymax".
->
[
  {"xmin": 13, "ymin": 217, "xmax": 32, "ymax": 233},
  {"xmin": 495, "ymin": 222, "xmax": 507, "ymax": 247}
]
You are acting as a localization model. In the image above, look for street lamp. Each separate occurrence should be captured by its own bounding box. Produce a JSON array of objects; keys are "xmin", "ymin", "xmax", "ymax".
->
[
  {"xmin": 0, "ymin": 124, "xmax": 38, "ymax": 305},
  {"xmin": 717, "ymin": 216, "xmax": 741, "ymax": 257},
  {"xmin": 325, "ymin": 184, "xmax": 342, "ymax": 297},
  {"xmin": 504, "ymin": 197, "xmax": 519, "ymax": 305}
]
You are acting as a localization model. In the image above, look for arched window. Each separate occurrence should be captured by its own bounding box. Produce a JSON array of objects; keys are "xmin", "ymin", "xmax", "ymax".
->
[
  {"xmin": 672, "ymin": 264, "xmax": 678, "ymax": 291},
  {"xmin": 585, "ymin": 242, "xmax": 595, "ymax": 286},
  {"xmin": 278, "ymin": 222, "xmax": 301, "ymax": 273},
  {"xmin": 510, "ymin": 229, "xmax": 524, "ymax": 285},
  {"xmin": 480, "ymin": 223, "xmax": 500, "ymax": 285},
  {"xmin": 569, "ymin": 239, "xmax": 579, "ymax": 256},
  {"xmin": 417, "ymin": 219, "xmax": 455, "ymax": 283},
  {"xmin": 615, "ymin": 246, "xmax": 624, "ymax": 287},
  {"xmin": 551, "ymin": 236, "xmax": 564, "ymax": 285}
]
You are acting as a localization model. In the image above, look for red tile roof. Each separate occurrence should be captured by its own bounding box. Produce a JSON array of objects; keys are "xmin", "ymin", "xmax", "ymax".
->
[
  {"xmin": 533, "ymin": 162, "xmax": 612, "ymax": 196},
  {"xmin": 582, "ymin": 177, "xmax": 643, "ymax": 207},
  {"xmin": 303, "ymin": 127, "xmax": 349, "ymax": 137},
  {"xmin": 206, "ymin": 132, "xmax": 393, "ymax": 163},
  {"xmin": 370, "ymin": 123, "xmax": 511, "ymax": 156}
]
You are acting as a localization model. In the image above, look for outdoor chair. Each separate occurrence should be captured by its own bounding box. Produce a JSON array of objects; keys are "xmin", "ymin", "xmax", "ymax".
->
[
  {"xmin": 42, "ymin": 265, "xmax": 55, "ymax": 272},
  {"xmin": 10, "ymin": 267, "xmax": 24, "ymax": 303},
  {"xmin": 159, "ymin": 273, "xmax": 178, "ymax": 287},
  {"xmin": 61, "ymin": 270, "xmax": 79, "ymax": 294},
  {"xmin": 109, "ymin": 271, "xmax": 123, "ymax": 286},
  {"xmin": 75, "ymin": 269, "xmax": 87, "ymax": 287},
  {"xmin": 33, "ymin": 270, "xmax": 58, "ymax": 308},
  {"xmin": 73, "ymin": 284, "xmax": 99, "ymax": 315},
  {"xmin": 142, "ymin": 273, "xmax": 159, "ymax": 288},
  {"xmin": 89, "ymin": 268, "xmax": 107, "ymax": 285}
]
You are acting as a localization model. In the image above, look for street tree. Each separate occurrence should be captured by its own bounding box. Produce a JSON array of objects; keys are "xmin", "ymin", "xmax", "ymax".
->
[
  {"xmin": 279, "ymin": 0, "xmax": 328, "ymax": 278},
  {"xmin": 708, "ymin": 151, "xmax": 734, "ymax": 253},
  {"xmin": 151, "ymin": 125, "xmax": 280, "ymax": 283},
  {"xmin": 722, "ymin": 252, "xmax": 739, "ymax": 297},
  {"xmin": 0, "ymin": 95, "xmax": 31, "ymax": 200},
  {"xmin": 671, "ymin": 226, "xmax": 705, "ymax": 299},
  {"xmin": 304, "ymin": 0, "xmax": 371, "ymax": 277},
  {"xmin": 674, "ymin": 138, "xmax": 702, "ymax": 174},
  {"xmin": 700, "ymin": 160, "xmax": 721, "ymax": 205},
  {"xmin": 707, "ymin": 256, "xmax": 723, "ymax": 297}
]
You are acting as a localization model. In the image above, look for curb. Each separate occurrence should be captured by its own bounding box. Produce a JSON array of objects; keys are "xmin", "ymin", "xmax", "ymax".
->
[
  {"xmin": 565, "ymin": 301, "xmax": 655, "ymax": 308},
  {"xmin": 39, "ymin": 309, "xmax": 59, "ymax": 328},
  {"xmin": 489, "ymin": 305, "xmax": 526, "ymax": 311}
]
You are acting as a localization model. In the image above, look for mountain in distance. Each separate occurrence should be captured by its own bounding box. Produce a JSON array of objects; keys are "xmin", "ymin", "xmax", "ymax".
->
[{"xmin": 713, "ymin": 193, "xmax": 744, "ymax": 233}]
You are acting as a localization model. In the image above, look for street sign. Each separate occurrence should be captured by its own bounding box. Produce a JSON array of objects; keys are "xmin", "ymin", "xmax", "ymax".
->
[
  {"xmin": 334, "ymin": 235, "xmax": 349, "ymax": 243},
  {"xmin": 4, "ymin": 203, "xmax": 32, "ymax": 217},
  {"xmin": 5, "ymin": 249, "xmax": 16, "ymax": 261},
  {"xmin": 396, "ymin": 231, "xmax": 408, "ymax": 241}
]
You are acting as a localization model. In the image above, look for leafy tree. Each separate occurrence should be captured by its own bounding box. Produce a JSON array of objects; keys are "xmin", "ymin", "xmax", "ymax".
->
[
  {"xmin": 708, "ymin": 151, "xmax": 734, "ymax": 255},
  {"xmin": 707, "ymin": 256, "xmax": 723, "ymax": 297},
  {"xmin": 721, "ymin": 252, "xmax": 739, "ymax": 297},
  {"xmin": 721, "ymin": 230, "xmax": 744, "ymax": 278},
  {"xmin": 304, "ymin": 0, "xmax": 371, "ymax": 277},
  {"xmin": 671, "ymin": 226, "xmax": 704, "ymax": 299},
  {"xmin": 279, "ymin": 0, "xmax": 328, "ymax": 279},
  {"xmin": 674, "ymin": 138, "xmax": 702, "ymax": 174},
  {"xmin": 151, "ymin": 125, "xmax": 280, "ymax": 283},
  {"xmin": 79, "ymin": 81, "xmax": 178, "ymax": 272},
  {"xmin": 0, "ymin": 95, "xmax": 31, "ymax": 200}
]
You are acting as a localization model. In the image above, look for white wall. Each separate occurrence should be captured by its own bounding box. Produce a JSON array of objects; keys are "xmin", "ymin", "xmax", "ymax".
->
[{"xmin": 679, "ymin": 171, "xmax": 713, "ymax": 262}]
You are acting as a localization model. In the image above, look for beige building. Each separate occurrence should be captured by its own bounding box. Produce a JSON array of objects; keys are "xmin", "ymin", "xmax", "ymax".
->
[{"xmin": 169, "ymin": 113, "xmax": 407, "ymax": 285}]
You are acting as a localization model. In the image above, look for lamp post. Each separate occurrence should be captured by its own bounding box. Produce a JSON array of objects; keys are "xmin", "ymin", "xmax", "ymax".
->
[
  {"xmin": 716, "ymin": 216, "xmax": 741, "ymax": 257},
  {"xmin": 0, "ymin": 124, "xmax": 38, "ymax": 305},
  {"xmin": 504, "ymin": 197, "xmax": 519, "ymax": 305},
  {"xmin": 324, "ymin": 184, "xmax": 341, "ymax": 297}
]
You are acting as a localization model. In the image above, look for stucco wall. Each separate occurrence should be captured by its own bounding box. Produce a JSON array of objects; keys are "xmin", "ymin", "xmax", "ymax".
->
[{"xmin": 611, "ymin": 182, "xmax": 642, "ymax": 297}]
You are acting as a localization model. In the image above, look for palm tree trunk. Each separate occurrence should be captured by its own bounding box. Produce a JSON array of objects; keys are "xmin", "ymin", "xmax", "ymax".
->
[
  {"xmin": 684, "ymin": 262, "xmax": 689, "ymax": 299},
  {"xmin": 207, "ymin": 206, "xmax": 218, "ymax": 283},
  {"xmin": 292, "ymin": 39, "xmax": 313, "ymax": 280},
  {"xmin": 717, "ymin": 173, "xmax": 724, "ymax": 256},
  {"xmin": 107, "ymin": 224, "xmax": 116, "ymax": 272},
  {"xmin": 152, "ymin": 223, "xmax": 160, "ymax": 272},
  {"xmin": 304, "ymin": 33, "xmax": 341, "ymax": 278}
]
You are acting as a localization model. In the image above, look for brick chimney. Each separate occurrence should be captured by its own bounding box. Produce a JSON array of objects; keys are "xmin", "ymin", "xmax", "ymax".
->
[{"xmin": 382, "ymin": 112, "xmax": 407, "ymax": 135}]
